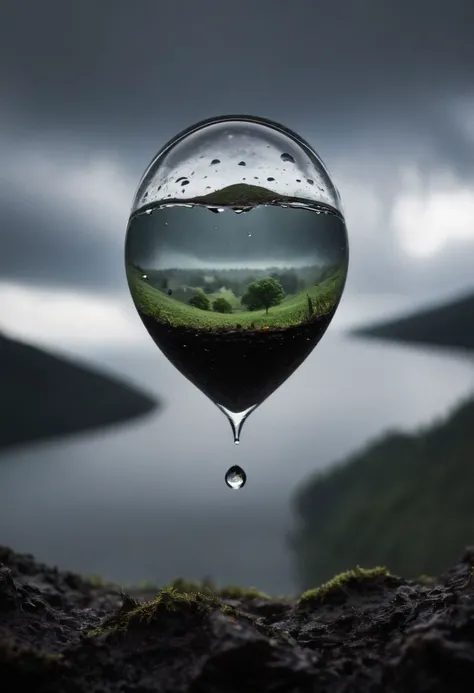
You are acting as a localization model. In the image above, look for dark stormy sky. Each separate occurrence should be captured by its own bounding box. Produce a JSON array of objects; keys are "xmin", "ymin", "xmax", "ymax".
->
[{"xmin": 0, "ymin": 0, "xmax": 474, "ymax": 591}]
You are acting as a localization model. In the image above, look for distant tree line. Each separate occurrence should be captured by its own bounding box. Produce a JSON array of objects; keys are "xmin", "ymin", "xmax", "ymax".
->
[
  {"xmin": 136, "ymin": 265, "xmax": 340, "ymax": 299},
  {"xmin": 188, "ymin": 277, "xmax": 285, "ymax": 314}
]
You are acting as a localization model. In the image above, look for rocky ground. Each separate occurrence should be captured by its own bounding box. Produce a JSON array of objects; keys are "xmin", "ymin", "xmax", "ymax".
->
[{"xmin": 1, "ymin": 545, "xmax": 474, "ymax": 692}]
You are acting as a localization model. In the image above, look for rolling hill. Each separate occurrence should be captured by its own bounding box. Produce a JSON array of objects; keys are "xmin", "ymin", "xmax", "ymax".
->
[
  {"xmin": 290, "ymin": 290, "xmax": 474, "ymax": 589},
  {"xmin": 0, "ymin": 332, "xmax": 158, "ymax": 452},
  {"xmin": 289, "ymin": 396, "xmax": 474, "ymax": 589},
  {"xmin": 351, "ymin": 291, "xmax": 474, "ymax": 352}
]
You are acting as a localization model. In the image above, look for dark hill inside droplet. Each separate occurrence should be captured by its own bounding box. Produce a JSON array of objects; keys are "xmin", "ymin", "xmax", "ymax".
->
[{"xmin": 138, "ymin": 310, "xmax": 335, "ymax": 412}]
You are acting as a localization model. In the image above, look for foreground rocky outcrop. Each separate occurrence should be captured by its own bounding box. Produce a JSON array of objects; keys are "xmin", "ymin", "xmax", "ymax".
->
[{"xmin": 1, "ymin": 545, "xmax": 474, "ymax": 692}]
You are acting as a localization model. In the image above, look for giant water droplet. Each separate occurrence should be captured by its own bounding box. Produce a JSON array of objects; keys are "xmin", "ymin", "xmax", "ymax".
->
[
  {"xmin": 225, "ymin": 465, "xmax": 247, "ymax": 489},
  {"xmin": 125, "ymin": 115, "xmax": 349, "ymax": 445}
]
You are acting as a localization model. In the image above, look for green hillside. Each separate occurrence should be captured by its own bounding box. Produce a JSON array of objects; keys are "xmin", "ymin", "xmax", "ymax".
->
[
  {"xmin": 0, "ymin": 332, "xmax": 158, "ymax": 451},
  {"xmin": 289, "ymin": 397, "xmax": 474, "ymax": 589},
  {"xmin": 352, "ymin": 291, "xmax": 474, "ymax": 352}
]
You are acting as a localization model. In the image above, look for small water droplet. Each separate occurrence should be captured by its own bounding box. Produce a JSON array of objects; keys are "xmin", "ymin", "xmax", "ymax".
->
[
  {"xmin": 280, "ymin": 153, "xmax": 295, "ymax": 163},
  {"xmin": 205, "ymin": 186, "xmax": 211, "ymax": 190},
  {"xmin": 144, "ymin": 192, "xmax": 149, "ymax": 198},
  {"xmin": 238, "ymin": 161, "xmax": 246, "ymax": 166},
  {"xmin": 267, "ymin": 177, "xmax": 275, "ymax": 182},
  {"xmin": 210, "ymin": 159, "xmax": 221, "ymax": 165},
  {"xmin": 209, "ymin": 207, "xmax": 225, "ymax": 214},
  {"xmin": 248, "ymin": 233, "xmax": 252, "ymax": 237},
  {"xmin": 225, "ymin": 465, "xmax": 246, "ymax": 489},
  {"xmin": 144, "ymin": 209, "xmax": 153, "ymax": 215},
  {"xmin": 296, "ymin": 178, "xmax": 301, "ymax": 182},
  {"xmin": 307, "ymin": 178, "xmax": 314, "ymax": 185},
  {"xmin": 181, "ymin": 180, "xmax": 190, "ymax": 186},
  {"xmin": 176, "ymin": 176, "xmax": 187, "ymax": 183},
  {"xmin": 254, "ymin": 176, "xmax": 259, "ymax": 180}
]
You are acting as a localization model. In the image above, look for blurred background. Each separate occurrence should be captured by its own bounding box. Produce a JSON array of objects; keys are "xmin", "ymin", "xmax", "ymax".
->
[{"xmin": 0, "ymin": 0, "xmax": 473, "ymax": 594}]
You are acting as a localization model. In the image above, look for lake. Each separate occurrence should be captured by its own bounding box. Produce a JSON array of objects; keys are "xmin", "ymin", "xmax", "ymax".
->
[{"xmin": 0, "ymin": 298, "xmax": 472, "ymax": 594}]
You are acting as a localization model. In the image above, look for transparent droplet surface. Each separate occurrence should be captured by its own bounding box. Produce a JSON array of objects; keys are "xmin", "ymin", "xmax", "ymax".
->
[
  {"xmin": 125, "ymin": 115, "xmax": 349, "ymax": 443},
  {"xmin": 225, "ymin": 465, "xmax": 247, "ymax": 489}
]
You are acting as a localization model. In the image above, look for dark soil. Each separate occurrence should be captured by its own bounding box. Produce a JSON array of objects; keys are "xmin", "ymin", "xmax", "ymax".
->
[
  {"xmin": 2, "ymin": 544, "xmax": 474, "ymax": 692},
  {"xmin": 139, "ymin": 311, "xmax": 335, "ymax": 412}
]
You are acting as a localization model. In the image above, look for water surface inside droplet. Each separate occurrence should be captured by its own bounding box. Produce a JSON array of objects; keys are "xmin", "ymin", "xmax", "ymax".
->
[{"xmin": 225, "ymin": 465, "xmax": 247, "ymax": 489}]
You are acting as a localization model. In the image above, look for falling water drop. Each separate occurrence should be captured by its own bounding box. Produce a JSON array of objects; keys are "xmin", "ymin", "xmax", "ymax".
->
[{"xmin": 225, "ymin": 465, "xmax": 247, "ymax": 490}]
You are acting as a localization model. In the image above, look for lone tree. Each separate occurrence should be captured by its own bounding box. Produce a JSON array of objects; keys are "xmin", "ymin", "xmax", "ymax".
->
[
  {"xmin": 188, "ymin": 291, "xmax": 210, "ymax": 311},
  {"xmin": 241, "ymin": 277, "xmax": 285, "ymax": 314},
  {"xmin": 212, "ymin": 297, "xmax": 233, "ymax": 314}
]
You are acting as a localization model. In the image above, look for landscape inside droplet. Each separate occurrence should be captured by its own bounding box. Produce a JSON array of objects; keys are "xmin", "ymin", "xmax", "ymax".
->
[{"xmin": 125, "ymin": 183, "xmax": 348, "ymax": 439}]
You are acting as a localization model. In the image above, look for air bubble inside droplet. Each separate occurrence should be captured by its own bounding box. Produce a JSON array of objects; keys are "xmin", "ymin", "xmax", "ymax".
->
[
  {"xmin": 225, "ymin": 465, "xmax": 246, "ymax": 489},
  {"xmin": 281, "ymin": 153, "xmax": 295, "ymax": 163}
]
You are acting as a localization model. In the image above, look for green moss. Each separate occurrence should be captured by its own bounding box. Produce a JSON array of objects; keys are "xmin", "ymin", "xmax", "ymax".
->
[
  {"xmin": 88, "ymin": 586, "xmax": 238, "ymax": 637},
  {"xmin": 218, "ymin": 585, "xmax": 270, "ymax": 599},
  {"xmin": 0, "ymin": 638, "xmax": 64, "ymax": 678},
  {"xmin": 84, "ymin": 573, "xmax": 119, "ymax": 589},
  {"xmin": 132, "ymin": 577, "xmax": 269, "ymax": 599},
  {"xmin": 300, "ymin": 566, "xmax": 391, "ymax": 603},
  {"xmin": 416, "ymin": 574, "xmax": 437, "ymax": 586}
]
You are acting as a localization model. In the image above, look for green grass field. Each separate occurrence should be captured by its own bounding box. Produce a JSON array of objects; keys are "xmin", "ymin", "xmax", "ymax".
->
[{"xmin": 127, "ymin": 266, "xmax": 345, "ymax": 330}]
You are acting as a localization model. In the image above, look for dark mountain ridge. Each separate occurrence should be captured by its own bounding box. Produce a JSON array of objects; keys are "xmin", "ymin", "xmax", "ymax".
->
[{"xmin": 0, "ymin": 332, "xmax": 158, "ymax": 451}]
